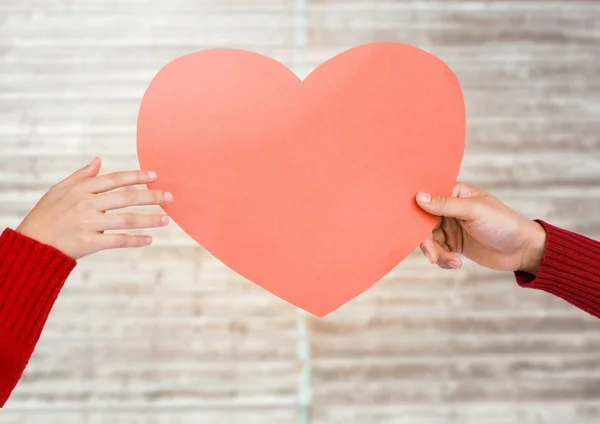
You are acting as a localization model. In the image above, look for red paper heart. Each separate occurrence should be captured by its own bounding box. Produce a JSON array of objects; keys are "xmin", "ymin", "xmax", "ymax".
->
[{"xmin": 137, "ymin": 43, "xmax": 465, "ymax": 317}]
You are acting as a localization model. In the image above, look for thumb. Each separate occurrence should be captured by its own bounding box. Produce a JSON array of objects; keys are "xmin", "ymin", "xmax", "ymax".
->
[
  {"xmin": 53, "ymin": 157, "xmax": 101, "ymax": 189},
  {"xmin": 416, "ymin": 191, "xmax": 478, "ymax": 221}
]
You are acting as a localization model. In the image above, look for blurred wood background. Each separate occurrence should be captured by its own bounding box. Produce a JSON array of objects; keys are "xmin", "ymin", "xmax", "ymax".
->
[{"xmin": 1, "ymin": 0, "xmax": 600, "ymax": 423}]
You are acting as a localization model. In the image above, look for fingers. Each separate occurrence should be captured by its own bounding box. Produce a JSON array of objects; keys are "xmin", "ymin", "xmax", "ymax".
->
[
  {"xmin": 434, "ymin": 242, "xmax": 462, "ymax": 269},
  {"xmin": 93, "ymin": 189, "xmax": 173, "ymax": 211},
  {"xmin": 451, "ymin": 182, "xmax": 482, "ymax": 198},
  {"xmin": 420, "ymin": 238, "xmax": 463, "ymax": 269},
  {"xmin": 83, "ymin": 170, "xmax": 158, "ymax": 194},
  {"xmin": 419, "ymin": 237, "xmax": 439, "ymax": 264},
  {"xmin": 97, "ymin": 234, "xmax": 153, "ymax": 250},
  {"xmin": 416, "ymin": 191, "xmax": 479, "ymax": 221},
  {"xmin": 53, "ymin": 157, "xmax": 102, "ymax": 190},
  {"xmin": 99, "ymin": 213, "xmax": 169, "ymax": 231}
]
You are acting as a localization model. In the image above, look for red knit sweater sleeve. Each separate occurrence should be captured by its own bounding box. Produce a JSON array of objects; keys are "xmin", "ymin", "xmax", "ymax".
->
[
  {"xmin": 516, "ymin": 220, "xmax": 600, "ymax": 319},
  {"xmin": 0, "ymin": 228, "xmax": 76, "ymax": 407}
]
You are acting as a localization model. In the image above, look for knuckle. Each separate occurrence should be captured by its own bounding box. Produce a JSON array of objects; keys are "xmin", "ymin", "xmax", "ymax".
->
[
  {"xmin": 114, "ymin": 234, "xmax": 129, "ymax": 248},
  {"xmin": 75, "ymin": 230, "xmax": 87, "ymax": 242},
  {"xmin": 75, "ymin": 220, "xmax": 88, "ymax": 233},
  {"xmin": 74, "ymin": 199, "xmax": 91, "ymax": 213},
  {"xmin": 152, "ymin": 190, "xmax": 163, "ymax": 204},
  {"xmin": 122, "ymin": 190, "xmax": 138, "ymax": 205},
  {"xmin": 73, "ymin": 232, "xmax": 95, "ymax": 256},
  {"xmin": 109, "ymin": 173, "xmax": 124, "ymax": 186},
  {"xmin": 438, "ymin": 196, "xmax": 450, "ymax": 211},
  {"xmin": 123, "ymin": 213, "xmax": 137, "ymax": 227}
]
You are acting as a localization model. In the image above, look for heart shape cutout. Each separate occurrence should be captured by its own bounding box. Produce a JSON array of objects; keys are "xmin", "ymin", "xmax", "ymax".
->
[{"xmin": 137, "ymin": 42, "xmax": 465, "ymax": 317}]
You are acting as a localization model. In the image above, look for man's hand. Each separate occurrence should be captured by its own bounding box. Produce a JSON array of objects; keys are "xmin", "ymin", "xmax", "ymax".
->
[
  {"xmin": 16, "ymin": 158, "xmax": 172, "ymax": 259},
  {"xmin": 416, "ymin": 183, "xmax": 546, "ymax": 275}
]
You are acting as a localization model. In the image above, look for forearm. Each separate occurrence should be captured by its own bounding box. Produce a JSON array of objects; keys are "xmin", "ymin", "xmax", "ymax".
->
[
  {"xmin": 516, "ymin": 220, "xmax": 600, "ymax": 319},
  {"xmin": 0, "ymin": 228, "xmax": 75, "ymax": 407}
]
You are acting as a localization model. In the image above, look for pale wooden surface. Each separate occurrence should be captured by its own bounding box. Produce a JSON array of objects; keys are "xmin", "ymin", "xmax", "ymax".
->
[{"xmin": 1, "ymin": 0, "xmax": 600, "ymax": 423}]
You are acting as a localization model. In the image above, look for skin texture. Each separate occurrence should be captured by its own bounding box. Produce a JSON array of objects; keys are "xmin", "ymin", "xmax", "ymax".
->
[
  {"xmin": 15, "ymin": 164, "xmax": 544, "ymax": 273},
  {"xmin": 16, "ymin": 158, "xmax": 172, "ymax": 260},
  {"xmin": 416, "ymin": 182, "xmax": 547, "ymax": 275}
]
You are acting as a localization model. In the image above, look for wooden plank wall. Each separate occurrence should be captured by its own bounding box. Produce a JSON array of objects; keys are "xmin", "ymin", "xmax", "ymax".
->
[{"xmin": 1, "ymin": 0, "xmax": 599, "ymax": 423}]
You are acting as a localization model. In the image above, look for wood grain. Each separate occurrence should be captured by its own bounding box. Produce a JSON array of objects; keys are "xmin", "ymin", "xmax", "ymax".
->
[{"xmin": 1, "ymin": 0, "xmax": 599, "ymax": 423}]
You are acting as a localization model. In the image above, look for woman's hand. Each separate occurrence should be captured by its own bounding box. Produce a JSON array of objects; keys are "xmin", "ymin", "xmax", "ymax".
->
[
  {"xmin": 16, "ymin": 158, "xmax": 172, "ymax": 259},
  {"xmin": 416, "ymin": 183, "xmax": 546, "ymax": 275}
]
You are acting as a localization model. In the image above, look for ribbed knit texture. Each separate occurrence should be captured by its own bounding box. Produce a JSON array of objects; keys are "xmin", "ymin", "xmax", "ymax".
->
[
  {"xmin": 0, "ymin": 228, "xmax": 76, "ymax": 407},
  {"xmin": 516, "ymin": 220, "xmax": 600, "ymax": 319}
]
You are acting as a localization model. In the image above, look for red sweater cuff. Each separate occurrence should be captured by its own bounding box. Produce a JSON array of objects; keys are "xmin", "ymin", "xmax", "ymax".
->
[
  {"xmin": 0, "ymin": 228, "xmax": 76, "ymax": 347},
  {"xmin": 515, "ymin": 220, "xmax": 600, "ymax": 318}
]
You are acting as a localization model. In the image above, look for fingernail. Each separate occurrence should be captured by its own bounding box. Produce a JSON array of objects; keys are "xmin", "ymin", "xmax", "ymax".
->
[
  {"xmin": 147, "ymin": 171, "xmax": 157, "ymax": 180},
  {"xmin": 161, "ymin": 215, "xmax": 169, "ymax": 225},
  {"xmin": 425, "ymin": 252, "xmax": 434, "ymax": 264},
  {"xmin": 86, "ymin": 157, "xmax": 97, "ymax": 168},
  {"xmin": 417, "ymin": 192, "xmax": 431, "ymax": 204},
  {"xmin": 164, "ymin": 192, "xmax": 173, "ymax": 203},
  {"xmin": 145, "ymin": 236, "xmax": 153, "ymax": 245},
  {"xmin": 448, "ymin": 260, "xmax": 461, "ymax": 269}
]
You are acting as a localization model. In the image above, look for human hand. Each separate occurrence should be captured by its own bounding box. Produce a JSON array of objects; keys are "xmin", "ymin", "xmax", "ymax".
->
[
  {"xmin": 16, "ymin": 158, "xmax": 172, "ymax": 259},
  {"xmin": 415, "ymin": 183, "xmax": 546, "ymax": 275}
]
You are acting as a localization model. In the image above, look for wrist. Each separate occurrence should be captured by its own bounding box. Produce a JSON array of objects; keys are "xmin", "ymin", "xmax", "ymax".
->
[
  {"xmin": 15, "ymin": 221, "xmax": 39, "ymax": 243},
  {"xmin": 519, "ymin": 221, "xmax": 546, "ymax": 275},
  {"xmin": 16, "ymin": 222, "xmax": 57, "ymax": 254}
]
